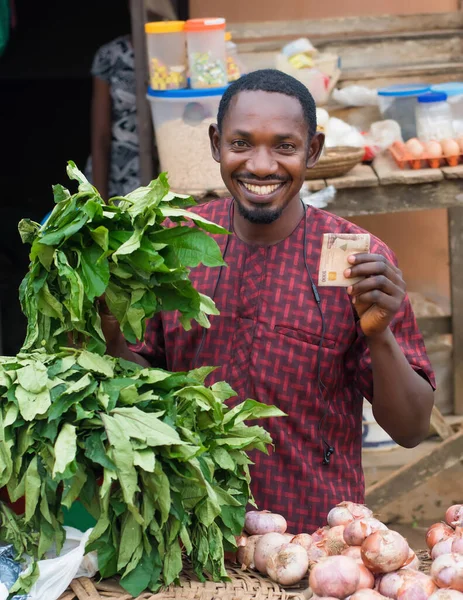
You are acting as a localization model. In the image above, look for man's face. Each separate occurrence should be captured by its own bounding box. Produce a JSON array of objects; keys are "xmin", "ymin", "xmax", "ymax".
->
[{"xmin": 209, "ymin": 90, "xmax": 323, "ymax": 225}]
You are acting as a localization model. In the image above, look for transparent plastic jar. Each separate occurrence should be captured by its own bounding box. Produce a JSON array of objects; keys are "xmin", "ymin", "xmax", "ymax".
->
[
  {"xmin": 145, "ymin": 21, "xmax": 187, "ymax": 90},
  {"xmin": 431, "ymin": 82, "xmax": 463, "ymax": 136},
  {"xmin": 377, "ymin": 83, "xmax": 430, "ymax": 141},
  {"xmin": 185, "ymin": 18, "xmax": 228, "ymax": 89},
  {"xmin": 416, "ymin": 91, "xmax": 454, "ymax": 142}
]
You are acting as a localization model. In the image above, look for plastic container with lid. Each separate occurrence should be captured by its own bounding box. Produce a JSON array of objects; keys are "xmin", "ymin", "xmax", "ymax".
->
[
  {"xmin": 145, "ymin": 21, "xmax": 187, "ymax": 90},
  {"xmin": 416, "ymin": 91, "xmax": 454, "ymax": 142},
  {"xmin": 431, "ymin": 82, "xmax": 463, "ymax": 136},
  {"xmin": 225, "ymin": 31, "xmax": 242, "ymax": 82},
  {"xmin": 377, "ymin": 83, "xmax": 430, "ymax": 141},
  {"xmin": 147, "ymin": 86, "xmax": 228, "ymax": 195},
  {"xmin": 185, "ymin": 18, "xmax": 228, "ymax": 89}
]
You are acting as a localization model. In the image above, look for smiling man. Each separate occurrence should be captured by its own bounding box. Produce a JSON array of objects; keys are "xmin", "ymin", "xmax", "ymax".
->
[{"xmin": 103, "ymin": 69, "xmax": 435, "ymax": 531}]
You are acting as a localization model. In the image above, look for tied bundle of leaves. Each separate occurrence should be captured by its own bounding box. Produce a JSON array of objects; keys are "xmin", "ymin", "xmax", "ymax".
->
[
  {"xmin": 19, "ymin": 162, "xmax": 228, "ymax": 355},
  {"xmin": 0, "ymin": 349, "xmax": 285, "ymax": 596}
]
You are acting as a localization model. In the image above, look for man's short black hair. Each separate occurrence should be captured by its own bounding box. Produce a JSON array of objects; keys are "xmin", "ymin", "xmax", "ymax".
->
[{"xmin": 217, "ymin": 69, "xmax": 317, "ymax": 138}]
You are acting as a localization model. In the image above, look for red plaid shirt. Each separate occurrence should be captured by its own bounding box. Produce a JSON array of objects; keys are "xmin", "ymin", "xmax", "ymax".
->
[{"xmin": 134, "ymin": 198, "xmax": 435, "ymax": 532}]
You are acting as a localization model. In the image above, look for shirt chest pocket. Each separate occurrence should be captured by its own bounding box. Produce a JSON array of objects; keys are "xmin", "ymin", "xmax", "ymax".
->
[{"xmin": 273, "ymin": 324, "xmax": 337, "ymax": 350}]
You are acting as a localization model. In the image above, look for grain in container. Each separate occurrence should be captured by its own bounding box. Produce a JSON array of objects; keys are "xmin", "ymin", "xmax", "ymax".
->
[
  {"xmin": 225, "ymin": 31, "xmax": 242, "ymax": 82},
  {"xmin": 185, "ymin": 18, "xmax": 228, "ymax": 89},
  {"xmin": 431, "ymin": 82, "xmax": 463, "ymax": 136},
  {"xmin": 377, "ymin": 83, "xmax": 430, "ymax": 141},
  {"xmin": 147, "ymin": 86, "xmax": 228, "ymax": 195},
  {"xmin": 415, "ymin": 91, "xmax": 454, "ymax": 142},
  {"xmin": 145, "ymin": 21, "xmax": 187, "ymax": 90}
]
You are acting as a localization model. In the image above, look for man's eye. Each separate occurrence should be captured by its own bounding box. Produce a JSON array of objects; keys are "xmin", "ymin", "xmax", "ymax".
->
[
  {"xmin": 279, "ymin": 143, "xmax": 295, "ymax": 151},
  {"xmin": 232, "ymin": 140, "xmax": 248, "ymax": 148}
]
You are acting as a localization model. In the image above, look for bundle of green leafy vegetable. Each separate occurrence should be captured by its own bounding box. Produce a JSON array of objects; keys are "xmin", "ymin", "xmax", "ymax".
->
[
  {"xmin": 19, "ymin": 162, "xmax": 227, "ymax": 355},
  {"xmin": 0, "ymin": 349, "xmax": 283, "ymax": 596},
  {"xmin": 0, "ymin": 164, "xmax": 284, "ymax": 597}
]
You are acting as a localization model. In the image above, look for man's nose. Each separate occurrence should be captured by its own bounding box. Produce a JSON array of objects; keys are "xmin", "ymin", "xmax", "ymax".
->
[{"xmin": 246, "ymin": 146, "xmax": 277, "ymax": 177}]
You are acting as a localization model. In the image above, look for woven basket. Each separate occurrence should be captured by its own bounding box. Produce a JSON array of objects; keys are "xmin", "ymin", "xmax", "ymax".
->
[
  {"xmin": 305, "ymin": 146, "xmax": 364, "ymax": 180},
  {"xmin": 58, "ymin": 565, "xmax": 312, "ymax": 600}
]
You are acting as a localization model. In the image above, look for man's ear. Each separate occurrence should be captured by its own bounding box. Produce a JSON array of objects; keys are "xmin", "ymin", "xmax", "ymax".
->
[
  {"xmin": 209, "ymin": 123, "xmax": 221, "ymax": 163},
  {"xmin": 306, "ymin": 132, "xmax": 325, "ymax": 168}
]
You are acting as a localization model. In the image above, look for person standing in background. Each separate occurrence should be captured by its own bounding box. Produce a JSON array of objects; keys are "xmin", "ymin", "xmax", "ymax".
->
[{"xmin": 85, "ymin": 0, "xmax": 177, "ymax": 199}]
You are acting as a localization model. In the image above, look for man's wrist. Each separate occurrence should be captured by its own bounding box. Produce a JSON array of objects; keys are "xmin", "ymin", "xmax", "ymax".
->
[{"xmin": 365, "ymin": 327, "xmax": 394, "ymax": 347}]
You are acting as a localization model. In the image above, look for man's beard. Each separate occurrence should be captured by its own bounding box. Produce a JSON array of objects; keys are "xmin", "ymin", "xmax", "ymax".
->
[{"xmin": 234, "ymin": 197, "xmax": 284, "ymax": 225}]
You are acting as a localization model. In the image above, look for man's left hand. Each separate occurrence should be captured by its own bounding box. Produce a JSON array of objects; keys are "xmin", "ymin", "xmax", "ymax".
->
[{"xmin": 344, "ymin": 253, "xmax": 406, "ymax": 338}]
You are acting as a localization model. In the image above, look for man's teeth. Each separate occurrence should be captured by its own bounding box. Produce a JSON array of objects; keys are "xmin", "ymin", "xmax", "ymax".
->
[{"xmin": 242, "ymin": 182, "xmax": 281, "ymax": 195}]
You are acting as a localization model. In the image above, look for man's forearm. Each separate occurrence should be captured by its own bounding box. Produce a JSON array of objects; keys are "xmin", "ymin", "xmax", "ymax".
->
[{"xmin": 367, "ymin": 328, "xmax": 433, "ymax": 448}]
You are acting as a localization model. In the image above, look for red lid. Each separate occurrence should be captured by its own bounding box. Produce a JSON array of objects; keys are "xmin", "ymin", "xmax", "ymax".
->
[{"xmin": 185, "ymin": 18, "xmax": 226, "ymax": 32}]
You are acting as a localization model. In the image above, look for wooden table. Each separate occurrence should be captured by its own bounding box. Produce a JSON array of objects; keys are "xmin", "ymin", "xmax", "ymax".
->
[{"xmin": 308, "ymin": 153, "xmax": 463, "ymax": 415}]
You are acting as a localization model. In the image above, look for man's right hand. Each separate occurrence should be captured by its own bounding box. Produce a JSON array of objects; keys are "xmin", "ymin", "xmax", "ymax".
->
[{"xmin": 98, "ymin": 297, "xmax": 150, "ymax": 367}]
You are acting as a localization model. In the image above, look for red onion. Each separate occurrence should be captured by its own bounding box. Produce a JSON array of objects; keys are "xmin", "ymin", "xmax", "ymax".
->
[
  {"xmin": 338, "ymin": 501, "xmax": 374, "ymax": 520},
  {"xmin": 351, "ymin": 591, "xmax": 390, "ymax": 600},
  {"xmin": 254, "ymin": 532, "xmax": 287, "ymax": 574},
  {"xmin": 453, "ymin": 528, "xmax": 463, "ymax": 555},
  {"xmin": 291, "ymin": 533, "xmax": 313, "ymax": 551},
  {"xmin": 266, "ymin": 543, "xmax": 309, "ymax": 585},
  {"xmin": 344, "ymin": 518, "xmax": 388, "ymax": 547},
  {"xmin": 244, "ymin": 510, "xmax": 287, "ymax": 535},
  {"xmin": 312, "ymin": 526, "xmax": 331, "ymax": 543},
  {"xmin": 433, "ymin": 538, "xmax": 455, "ymax": 560},
  {"xmin": 309, "ymin": 556, "xmax": 361, "ymax": 599},
  {"xmin": 402, "ymin": 549, "xmax": 420, "ymax": 571},
  {"xmin": 342, "ymin": 546, "xmax": 363, "ymax": 564},
  {"xmin": 426, "ymin": 523, "xmax": 455, "ymax": 550},
  {"xmin": 379, "ymin": 569, "xmax": 436, "ymax": 600},
  {"xmin": 325, "ymin": 525, "xmax": 349, "ymax": 555},
  {"xmin": 446, "ymin": 506, "xmax": 463, "ymax": 528},
  {"xmin": 357, "ymin": 564, "xmax": 375, "ymax": 590},
  {"xmin": 431, "ymin": 553, "xmax": 463, "ymax": 591},
  {"xmin": 308, "ymin": 542, "xmax": 330, "ymax": 566},
  {"xmin": 237, "ymin": 534, "xmax": 261, "ymax": 570},
  {"xmin": 328, "ymin": 506, "xmax": 356, "ymax": 528},
  {"xmin": 429, "ymin": 591, "xmax": 463, "ymax": 600},
  {"xmin": 361, "ymin": 530, "xmax": 410, "ymax": 574}
]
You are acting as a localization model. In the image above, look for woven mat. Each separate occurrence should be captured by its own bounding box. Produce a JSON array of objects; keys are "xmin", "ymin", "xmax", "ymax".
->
[
  {"xmin": 58, "ymin": 565, "xmax": 312, "ymax": 600},
  {"xmin": 417, "ymin": 549, "xmax": 431, "ymax": 575}
]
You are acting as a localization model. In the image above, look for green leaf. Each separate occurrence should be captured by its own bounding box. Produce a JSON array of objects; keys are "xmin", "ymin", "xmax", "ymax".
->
[
  {"xmin": 159, "ymin": 207, "xmax": 229, "ymax": 235},
  {"xmin": 24, "ymin": 456, "xmax": 41, "ymax": 523},
  {"xmin": 152, "ymin": 227, "xmax": 226, "ymax": 267},
  {"xmin": 16, "ymin": 362, "xmax": 48, "ymax": 393},
  {"xmin": 77, "ymin": 350, "xmax": 114, "ymax": 378},
  {"xmin": 84, "ymin": 430, "xmax": 117, "ymax": 470},
  {"xmin": 53, "ymin": 423, "xmax": 77, "ymax": 478},
  {"xmin": 90, "ymin": 225, "xmax": 109, "ymax": 251},
  {"xmin": 16, "ymin": 386, "xmax": 51, "ymax": 421},
  {"xmin": 163, "ymin": 539, "xmax": 182, "ymax": 586},
  {"xmin": 120, "ymin": 547, "xmax": 162, "ymax": 597},
  {"xmin": 79, "ymin": 246, "xmax": 110, "ymax": 301}
]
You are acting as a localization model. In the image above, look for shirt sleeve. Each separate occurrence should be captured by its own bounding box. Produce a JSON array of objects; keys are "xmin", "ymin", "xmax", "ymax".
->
[
  {"xmin": 128, "ymin": 314, "xmax": 167, "ymax": 369},
  {"xmin": 90, "ymin": 41, "xmax": 114, "ymax": 82},
  {"xmin": 344, "ymin": 241, "xmax": 436, "ymax": 402}
]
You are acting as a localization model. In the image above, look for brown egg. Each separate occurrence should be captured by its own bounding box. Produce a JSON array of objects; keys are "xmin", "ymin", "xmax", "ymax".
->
[
  {"xmin": 424, "ymin": 141, "xmax": 443, "ymax": 159},
  {"xmin": 441, "ymin": 138, "xmax": 460, "ymax": 156},
  {"xmin": 405, "ymin": 138, "xmax": 424, "ymax": 158},
  {"xmin": 456, "ymin": 137, "xmax": 463, "ymax": 153}
]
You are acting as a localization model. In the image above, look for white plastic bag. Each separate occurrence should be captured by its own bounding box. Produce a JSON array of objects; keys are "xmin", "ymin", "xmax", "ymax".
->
[
  {"xmin": 0, "ymin": 582, "xmax": 7, "ymax": 600},
  {"xmin": 332, "ymin": 85, "xmax": 378, "ymax": 107},
  {"xmin": 28, "ymin": 527, "xmax": 97, "ymax": 600}
]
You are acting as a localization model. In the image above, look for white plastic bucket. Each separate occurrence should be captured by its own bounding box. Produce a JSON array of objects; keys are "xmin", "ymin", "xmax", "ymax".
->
[{"xmin": 362, "ymin": 399, "xmax": 398, "ymax": 452}]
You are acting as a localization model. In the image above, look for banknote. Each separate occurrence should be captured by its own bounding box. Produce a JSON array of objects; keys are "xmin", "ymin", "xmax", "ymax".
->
[{"xmin": 318, "ymin": 233, "xmax": 371, "ymax": 287}]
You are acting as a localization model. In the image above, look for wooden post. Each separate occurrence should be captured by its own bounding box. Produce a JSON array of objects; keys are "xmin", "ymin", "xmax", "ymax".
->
[
  {"xmin": 449, "ymin": 206, "xmax": 463, "ymax": 415},
  {"xmin": 129, "ymin": 0, "xmax": 155, "ymax": 185}
]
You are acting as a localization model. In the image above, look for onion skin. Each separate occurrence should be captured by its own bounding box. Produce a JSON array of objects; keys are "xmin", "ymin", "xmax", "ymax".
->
[
  {"xmin": 291, "ymin": 533, "xmax": 314, "ymax": 551},
  {"xmin": 361, "ymin": 530, "xmax": 410, "ymax": 574},
  {"xmin": 325, "ymin": 525, "xmax": 349, "ymax": 555},
  {"xmin": 244, "ymin": 510, "xmax": 287, "ymax": 535},
  {"xmin": 266, "ymin": 543, "xmax": 309, "ymax": 585},
  {"xmin": 402, "ymin": 549, "xmax": 420, "ymax": 571},
  {"xmin": 308, "ymin": 542, "xmax": 330, "ymax": 566},
  {"xmin": 254, "ymin": 532, "xmax": 287, "ymax": 574},
  {"xmin": 338, "ymin": 502, "xmax": 374, "ymax": 520},
  {"xmin": 379, "ymin": 569, "xmax": 436, "ymax": 600},
  {"xmin": 344, "ymin": 518, "xmax": 388, "ymax": 547},
  {"xmin": 429, "ymin": 591, "xmax": 463, "ymax": 600},
  {"xmin": 342, "ymin": 546, "xmax": 364, "ymax": 564},
  {"xmin": 426, "ymin": 523, "xmax": 455, "ymax": 550},
  {"xmin": 237, "ymin": 535, "xmax": 261, "ymax": 570},
  {"xmin": 431, "ymin": 553, "xmax": 463, "ymax": 591},
  {"xmin": 312, "ymin": 526, "xmax": 331, "ymax": 543},
  {"xmin": 328, "ymin": 506, "xmax": 356, "ymax": 528},
  {"xmin": 433, "ymin": 538, "xmax": 455, "ymax": 560},
  {"xmin": 453, "ymin": 528, "xmax": 463, "ymax": 554},
  {"xmin": 447, "ymin": 506, "xmax": 463, "ymax": 528},
  {"xmin": 309, "ymin": 556, "xmax": 361, "ymax": 599}
]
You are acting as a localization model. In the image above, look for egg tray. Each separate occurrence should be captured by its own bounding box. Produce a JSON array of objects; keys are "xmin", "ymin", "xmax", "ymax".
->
[{"xmin": 389, "ymin": 144, "xmax": 461, "ymax": 170}]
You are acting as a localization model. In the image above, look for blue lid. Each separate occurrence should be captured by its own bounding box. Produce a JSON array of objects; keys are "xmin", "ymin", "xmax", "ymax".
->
[
  {"xmin": 147, "ymin": 85, "xmax": 229, "ymax": 98},
  {"xmin": 431, "ymin": 82, "xmax": 463, "ymax": 97},
  {"xmin": 417, "ymin": 91, "xmax": 447, "ymax": 103},
  {"xmin": 377, "ymin": 83, "xmax": 430, "ymax": 98}
]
